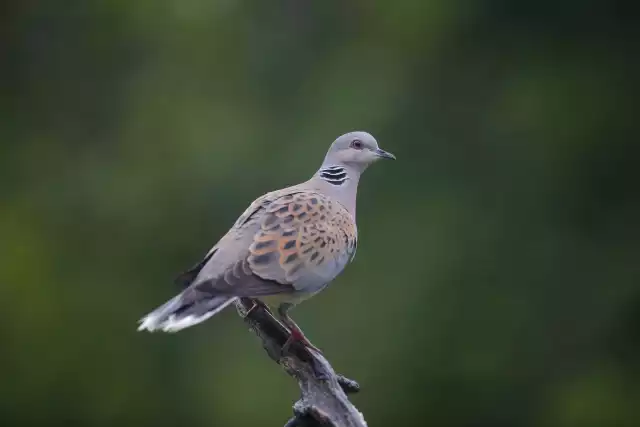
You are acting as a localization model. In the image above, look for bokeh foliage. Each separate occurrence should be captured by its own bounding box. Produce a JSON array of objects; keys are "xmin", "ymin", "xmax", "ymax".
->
[{"xmin": 1, "ymin": 1, "xmax": 639, "ymax": 426}]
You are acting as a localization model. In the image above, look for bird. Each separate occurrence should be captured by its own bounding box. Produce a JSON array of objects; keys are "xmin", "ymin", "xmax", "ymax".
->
[{"xmin": 137, "ymin": 131, "xmax": 395, "ymax": 351}]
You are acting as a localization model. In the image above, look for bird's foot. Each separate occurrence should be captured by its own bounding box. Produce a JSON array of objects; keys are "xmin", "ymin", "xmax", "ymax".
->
[
  {"xmin": 278, "ymin": 320, "xmax": 332, "ymax": 380},
  {"xmin": 281, "ymin": 327, "xmax": 323, "ymax": 356}
]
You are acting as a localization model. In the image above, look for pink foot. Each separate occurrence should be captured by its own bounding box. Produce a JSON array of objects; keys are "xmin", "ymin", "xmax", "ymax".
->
[{"xmin": 282, "ymin": 326, "xmax": 322, "ymax": 355}]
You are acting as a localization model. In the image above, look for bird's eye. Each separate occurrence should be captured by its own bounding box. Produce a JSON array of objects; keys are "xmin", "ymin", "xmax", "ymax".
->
[{"xmin": 350, "ymin": 139, "xmax": 363, "ymax": 150}]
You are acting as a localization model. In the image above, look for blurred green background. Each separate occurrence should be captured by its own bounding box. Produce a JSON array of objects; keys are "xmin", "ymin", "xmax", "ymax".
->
[{"xmin": 1, "ymin": 1, "xmax": 639, "ymax": 426}]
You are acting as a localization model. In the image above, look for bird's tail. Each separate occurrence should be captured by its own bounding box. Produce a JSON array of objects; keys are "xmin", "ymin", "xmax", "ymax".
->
[{"xmin": 137, "ymin": 291, "xmax": 237, "ymax": 333}]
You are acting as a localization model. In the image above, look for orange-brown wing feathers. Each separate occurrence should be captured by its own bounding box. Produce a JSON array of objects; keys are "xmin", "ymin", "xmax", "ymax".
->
[
  {"xmin": 189, "ymin": 190, "xmax": 356, "ymax": 298},
  {"xmin": 247, "ymin": 192, "xmax": 357, "ymax": 290}
]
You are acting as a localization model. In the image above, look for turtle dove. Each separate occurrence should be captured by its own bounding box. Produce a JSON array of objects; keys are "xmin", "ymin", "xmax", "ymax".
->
[{"xmin": 138, "ymin": 131, "xmax": 395, "ymax": 350}]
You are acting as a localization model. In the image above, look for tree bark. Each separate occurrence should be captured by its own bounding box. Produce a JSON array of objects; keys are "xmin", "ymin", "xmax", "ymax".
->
[{"xmin": 236, "ymin": 298, "xmax": 367, "ymax": 427}]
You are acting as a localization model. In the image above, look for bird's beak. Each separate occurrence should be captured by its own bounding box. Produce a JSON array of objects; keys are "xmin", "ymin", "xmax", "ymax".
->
[{"xmin": 375, "ymin": 148, "xmax": 396, "ymax": 160}]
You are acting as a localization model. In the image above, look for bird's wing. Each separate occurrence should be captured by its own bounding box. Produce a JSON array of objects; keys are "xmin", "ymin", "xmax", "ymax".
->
[
  {"xmin": 172, "ymin": 189, "xmax": 275, "ymax": 289},
  {"xmin": 246, "ymin": 191, "xmax": 357, "ymax": 291},
  {"xmin": 174, "ymin": 248, "xmax": 216, "ymax": 288},
  {"xmin": 178, "ymin": 189, "xmax": 357, "ymax": 298}
]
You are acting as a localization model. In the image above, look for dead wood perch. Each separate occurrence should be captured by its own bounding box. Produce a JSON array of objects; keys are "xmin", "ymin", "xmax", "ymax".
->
[{"xmin": 236, "ymin": 298, "xmax": 367, "ymax": 427}]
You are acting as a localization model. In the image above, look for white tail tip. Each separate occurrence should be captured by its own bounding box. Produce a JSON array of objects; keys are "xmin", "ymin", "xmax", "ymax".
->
[{"xmin": 136, "ymin": 296, "xmax": 238, "ymax": 333}]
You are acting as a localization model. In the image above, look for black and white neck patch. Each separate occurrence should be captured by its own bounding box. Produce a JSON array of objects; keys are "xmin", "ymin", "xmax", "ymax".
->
[{"xmin": 319, "ymin": 165, "xmax": 349, "ymax": 185}]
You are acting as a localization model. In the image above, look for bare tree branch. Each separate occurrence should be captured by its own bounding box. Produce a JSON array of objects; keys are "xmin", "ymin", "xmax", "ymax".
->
[{"xmin": 236, "ymin": 298, "xmax": 367, "ymax": 427}]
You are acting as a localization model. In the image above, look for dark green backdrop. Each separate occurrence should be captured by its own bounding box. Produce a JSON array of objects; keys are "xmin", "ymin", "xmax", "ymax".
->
[{"xmin": 1, "ymin": 1, "xmax": 638, "ymax": 426}]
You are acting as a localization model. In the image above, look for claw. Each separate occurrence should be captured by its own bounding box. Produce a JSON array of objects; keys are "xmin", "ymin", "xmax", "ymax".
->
[
  {"xmin": 243, "ymin": 301, "xmax": 258, "ymax": 318},
  {"xmin": 281, "ymin": 325, "xmax": 322, "ymax": 356},
  {"xmin": 240, "ymin": 298, "xmax": 267, "ymax": 318}
]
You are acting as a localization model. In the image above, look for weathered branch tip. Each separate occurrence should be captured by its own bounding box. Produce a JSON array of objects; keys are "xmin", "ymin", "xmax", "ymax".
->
[{"xmin": 236, "ymin": 298, "xmax": 367, "ymax": 427}]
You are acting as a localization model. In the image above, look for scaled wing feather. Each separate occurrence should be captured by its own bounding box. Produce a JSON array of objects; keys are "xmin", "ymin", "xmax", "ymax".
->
[{"xmin": 247, "ymin": 191, "xmax": 357, "ymax": 291}]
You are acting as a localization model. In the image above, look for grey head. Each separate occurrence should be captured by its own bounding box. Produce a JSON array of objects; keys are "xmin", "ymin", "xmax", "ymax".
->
[
  {"xmin": 321, "ymin": 131, "xmax": 395, "ymax": 171},
  {"xmin": 316, "ymin": 131, "xmax": 395, "ymax": 184},
  {"xmin": 311, "ymin": 131, "xmax": 395, "ymax": 213}
]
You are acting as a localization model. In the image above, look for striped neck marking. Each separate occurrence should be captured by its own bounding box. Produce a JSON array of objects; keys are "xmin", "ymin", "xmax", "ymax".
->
[{"xmin": 319, "ymin": 165, "xmax": 349, "ymax": 186}]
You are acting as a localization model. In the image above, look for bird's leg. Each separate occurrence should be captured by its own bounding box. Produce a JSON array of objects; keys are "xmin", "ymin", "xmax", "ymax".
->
[{"xmin": 278, "ymin": 304, "xmax": 322, "ymax": 355}]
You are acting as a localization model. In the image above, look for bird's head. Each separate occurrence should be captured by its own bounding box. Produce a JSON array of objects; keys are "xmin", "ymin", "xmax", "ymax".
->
[{"xmin": 322, "ymin": 131, "xmax": 395, "ymax": 172}]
